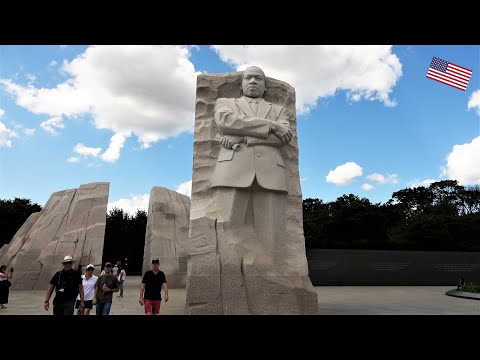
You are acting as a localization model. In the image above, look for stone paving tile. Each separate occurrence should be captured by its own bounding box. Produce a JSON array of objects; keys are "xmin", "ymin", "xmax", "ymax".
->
[{"xmin": 1, "ymin": 277, "xmax": 478, "ymax": 315}]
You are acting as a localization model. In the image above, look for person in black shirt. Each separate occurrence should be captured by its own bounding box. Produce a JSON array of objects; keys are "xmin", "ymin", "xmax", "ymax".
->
[
  {"xmin": 139, "ymin": 258, "xmax": 168, "ymax": 315},
  {"xmin": 44, "ymin": 255, "xmax": 84, "ymax": 315}
]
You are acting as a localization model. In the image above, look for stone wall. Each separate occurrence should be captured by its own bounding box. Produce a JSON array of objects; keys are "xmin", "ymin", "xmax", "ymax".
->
[
  {"xmin": 308, "ymin": 249, "xmax": 480, "ymax": 285},
  {"xmin": 0, "ymin": 182, "xmax": 109, "ymax": 290},
  {"xmin": 143, "ymin": 187, "xmax": 190, "ymax": 288}
]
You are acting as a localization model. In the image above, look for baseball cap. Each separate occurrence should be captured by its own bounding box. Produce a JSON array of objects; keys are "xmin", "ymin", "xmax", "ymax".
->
[
  {"xmin": 86, "ymin": 264, "xmax": 95, "ymax": 270},
  {"xmin": 152, "ymin": 258, "xmax": 160, "ymax": 264},
  {"xmin": 62, "ymin": 255, "xmax": 74, "ymax": 263}
]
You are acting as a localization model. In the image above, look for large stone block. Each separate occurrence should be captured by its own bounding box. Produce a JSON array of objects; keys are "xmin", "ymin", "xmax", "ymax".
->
[
  {"xmin": 0, "ymin": 182, "xmax": 109, "ymax": 290},
  {"xmin": 185, "ymin": 70, "xmax": 318, "ymax": 314},
  {"xmin": 143, "ymin": 187, "xmax": 190, "ymax": 288}
]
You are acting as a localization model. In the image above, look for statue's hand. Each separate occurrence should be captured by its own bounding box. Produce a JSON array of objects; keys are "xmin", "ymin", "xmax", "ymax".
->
[
  {"xmin": 272, "ymin": 123, "xmax": 292, "ymax": 145},
  {"xmin": 221, "ymin": 135, "xmax": 244, "ymax": 150}
]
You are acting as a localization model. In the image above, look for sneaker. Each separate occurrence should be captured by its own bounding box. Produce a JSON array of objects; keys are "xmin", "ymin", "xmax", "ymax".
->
[{"xmin": 0, "ymin": 304, "xmax": 6, "ymax": 308}]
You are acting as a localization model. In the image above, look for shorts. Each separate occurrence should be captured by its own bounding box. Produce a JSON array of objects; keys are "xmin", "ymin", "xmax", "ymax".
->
[
  {"xmin": 75, "ymin": 299, "xmax": 93, "ymax": 309},
  {"xmin": 144, "ymin": 299, "xmax": 161, "ymax": 314}
]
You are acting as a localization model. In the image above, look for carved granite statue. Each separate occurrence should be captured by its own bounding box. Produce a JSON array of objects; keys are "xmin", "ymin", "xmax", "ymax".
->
[
  {"xmin": 0, "ymin": 182, "xmax": 109, "ymax": 290},
  {"xmin": 186, "ymin": 67, "xmax": 318, "ymax": 314},
  {"xmin": 143, "ymin": 186, "xmax": 190, "ymax": 288}
]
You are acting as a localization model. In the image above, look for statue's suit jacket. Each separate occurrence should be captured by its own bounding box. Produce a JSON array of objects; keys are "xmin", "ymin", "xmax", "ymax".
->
[{"xmin": 210, "ymin": 96, "xmax": 290, "ymax": 193}]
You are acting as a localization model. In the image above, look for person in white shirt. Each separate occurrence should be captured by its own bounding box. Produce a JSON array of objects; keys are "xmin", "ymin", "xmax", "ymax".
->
[
  {"xmin": 117, "ymin": 266, "xmax": 126, "ymax": 297},
  {"xmin": 75, "ymin": 264, "xmax": 98, "ymax": 315},
  {"xmin": 112, "ymin": 265, "xmax": 119, "ymax": 277}
]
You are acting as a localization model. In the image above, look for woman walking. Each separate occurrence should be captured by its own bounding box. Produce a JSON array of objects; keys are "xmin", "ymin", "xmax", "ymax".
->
[{"xmin": 0, "ymin": 265, "xmax": 13, "ymax": 308}]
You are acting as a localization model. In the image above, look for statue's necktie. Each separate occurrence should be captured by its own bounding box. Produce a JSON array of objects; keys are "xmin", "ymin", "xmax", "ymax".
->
[{"xmin": 250, "ymin": 99, "xmax": 259, "ymax": 114}]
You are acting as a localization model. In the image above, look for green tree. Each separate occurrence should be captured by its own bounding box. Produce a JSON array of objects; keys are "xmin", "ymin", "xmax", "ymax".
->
[{"xmin": 0, "ymin": 198, "xmax": 42, "ymax": 247}]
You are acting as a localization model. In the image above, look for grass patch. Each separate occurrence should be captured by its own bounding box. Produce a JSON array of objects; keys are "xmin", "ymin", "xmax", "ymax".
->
[{"xmin": 461, "ymin": 283, "xmax": 480, "ymax": 293}]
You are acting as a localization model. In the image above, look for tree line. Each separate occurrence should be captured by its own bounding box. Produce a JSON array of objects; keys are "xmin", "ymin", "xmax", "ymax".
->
[
  {"xmin": 2, "ymin": 180, "xmax": 480, "ymax": 267},
  {"xmin": 303, "ymin": 180, "xmax": 480, "ymax": 251}
]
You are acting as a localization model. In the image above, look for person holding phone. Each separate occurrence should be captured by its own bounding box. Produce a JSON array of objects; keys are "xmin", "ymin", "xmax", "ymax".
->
[
  {"xmin": 93, "ymin": 262, "xmax": 119, "ymax": 315},
  {"xmin": 0, "ymin": 265, "xmax": 13, "ymax": 308}
]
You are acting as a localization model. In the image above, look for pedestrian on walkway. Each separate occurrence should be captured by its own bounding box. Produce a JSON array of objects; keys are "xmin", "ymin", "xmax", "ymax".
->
[
  {"xmin": 117, "ymin": 266, "xmax": 126, "ymax": 297},
  {"xmin": 94, "ymin": 262, "xmax": 119, "ymax": 315},
  {"xmin": 75, "ymin": 264, "xmax": 98, "ymax": 315},
  {"xmin": 0, "ymin": 265, "xmax": 13, "ymax": 308},
  {"xmin": 139, "ymin": 258, "xmax": 168, "ymax": 315},
  {"xmin": 44, "ymin": 255, "xmax": 84, "ymax": 316}
]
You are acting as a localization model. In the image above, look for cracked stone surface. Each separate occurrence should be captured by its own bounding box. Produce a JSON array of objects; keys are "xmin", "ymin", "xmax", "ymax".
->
[
  {"xmin": 143, "ymin": 187, "xmax": 190, "ymax": 288},
  {"xmin": 185, "ymin": 71, "xmax": 318, "ymax": 314},
  {"xmin": 0, "ymin": 182, "xmax": 109, "ymax": 290}
]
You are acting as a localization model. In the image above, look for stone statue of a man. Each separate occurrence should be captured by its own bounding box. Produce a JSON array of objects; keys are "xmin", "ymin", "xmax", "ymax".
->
[
  {"xmin": 209, "ymin": 67, "xmax": 294, "ymax": 312},
  {"xmin": 186, "ymin": 66, "xmax": 318, "ymax": 315}
]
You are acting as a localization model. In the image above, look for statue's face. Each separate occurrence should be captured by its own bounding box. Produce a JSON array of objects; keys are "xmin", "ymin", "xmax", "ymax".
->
[{"xmin": 241, "ymin": 67, "xmax": 266, "ymax": 98}]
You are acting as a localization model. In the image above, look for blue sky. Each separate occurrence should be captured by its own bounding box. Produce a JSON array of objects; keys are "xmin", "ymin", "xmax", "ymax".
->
[{"xmin": 1, "ymin": 45, "xmax": 479, "ymax": 214}]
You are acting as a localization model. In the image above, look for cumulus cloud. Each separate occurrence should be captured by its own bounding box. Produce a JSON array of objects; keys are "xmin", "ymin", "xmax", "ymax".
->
[
  {"xmin": 49, "ymin": 60, "xmax": 58, "ymax": 67},
  {"xmin": 0, "ymin": 121, "xmax": 18, "ymax": 147},
  {"xmin": 467, "ymin": 90, "xmax": 480, "ymax": 115},
  {"xmin": 0, "ymin": 108, "xmax": 4, "ymax": 117},
  {"xmin": 326, "ymin": 161, "xmax": 363, "ymax": 186},
  {"xmin": 408, "ymin": 178, "xmax": 437, "ymax": 188},
  {"xmin": 366, "ymin": 173, "xmax": 399, "ymax": 185},
  {"xmin": 176, "ymin": 180, "xmax": 192, "ymax": 197},
  {"xmin": 362, "ymin": 183, "xmax": 374, "ymax": 191},
  {"xmin": 67, "ymin": 157, "xmax": 80, "ymax": 163},
  {"xmin": 1, "ymin": 45, "xmax": 199, "ymax": 161},
  {"xmin": 212, "ymin": 45, "xmax": 402, "ymax": 114},
  {"xmin": 100, "ymin": 133, "xmax": 127, "ymax": 163},
  {"xmin": 73, "ymin": 143, "xmax": 102, "ymax": 157},
  {"xmin": 108, "ymin": 193, "xmax": 150, "ymax": 215},
  {"xmin": 40, "ymin": 116, "xmax": 64, "ymax": 135},
  {"xmin": 442, "ymin": 136, "xmax": 480, "ymax": 185}
]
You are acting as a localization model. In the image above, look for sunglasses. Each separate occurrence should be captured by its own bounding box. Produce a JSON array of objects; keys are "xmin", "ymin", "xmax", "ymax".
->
[
  {"xmin": 87, "ymin": 268, "xmax": 94, "ymax": 271},
  {"xmin": 63, "ymin": 261, "xmax": 73, "ymax": 265}
]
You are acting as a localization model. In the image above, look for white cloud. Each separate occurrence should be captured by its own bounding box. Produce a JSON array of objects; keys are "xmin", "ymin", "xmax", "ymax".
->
[
  {"xmin": 300, "ymin": 177, "xmax": 308, "ymax": 183},
  {"xmin": 23, "ymin": 127, "xmax": 36, "ymax": 136},
  {"xmin": 26, "ymin": 73, "xmax": 36, "ymax": 82},
  {"xmin": 73, "ymin": 143, "xmax": 102, "ymax": 158},
  {"xmin": 362, "ymin": 183, "xmax": 374, "ymax": 191},
  {"xmin": 108, "ymin": 193, "xmax": 150, "ymax": 215},
  {"xmin": 326, "ymin": 162, "xmax": 363, "ymax": 186},
  {"xmin": 442, "ymin": 136, "xmax": 480, "ymax": 185},
  {"xmin": 100, "ymin": 133, "xmax": 127, "ymax": 163},
  {"xmin": 176, "ymin": 180, "xmax": 192, "ymax": 197},
  {"xmin": 0, "ymin": 108, "xmax": 4, "ymax": 117},
  {"xmin": 49, "ymin": 60, "xmax": 58, "ymax": 67},
  {"xmin": 408, "ymin": 178, "xmax": 437, "ymax": 188},
  {"xmin": 40, "ymin": 116, "xmax": 64, "ymax": 136},
  {"xmin": 67, "ymin": 156, "xmax": 80, "ymax": 163},
  {"xmin": 0, "ymin": 45, "xmax": 199, "ymax": 161},
  {"xmin": 212, "ymin": 45, "xmax": 402, "ymax": 114},
  {"xmin": 366, "ymin": 173, "xmax": 399, "ymax": 185},
  {"xmin": 467, "ymin": 90, "xmax": 480, "ymax": 116},
  {"xmin": 0, "ymin": 121, "xmax": 18, "ymax": 147}
]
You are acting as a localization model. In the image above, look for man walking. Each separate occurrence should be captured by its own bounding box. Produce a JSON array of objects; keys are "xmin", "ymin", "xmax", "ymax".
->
[
  {"xmin": 44, "ymin": 255, "xmax": 84, "ymax": 315},
  {"xmin": 139, "ymin": 258, "xmax": 168, "ymax": 315},
  {"xmin": 94, "ymin": 262, "xmax": 119, "ymax": 315}
]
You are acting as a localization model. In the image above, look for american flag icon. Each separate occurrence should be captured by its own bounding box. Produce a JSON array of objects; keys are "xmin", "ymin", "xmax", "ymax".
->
[{"xmin": 426, "ymin": 57, "xmax": 472, "ymax": 91}]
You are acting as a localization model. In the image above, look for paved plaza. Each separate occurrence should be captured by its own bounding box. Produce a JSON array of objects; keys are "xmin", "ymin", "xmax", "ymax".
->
[{"xmin": 0, "ymin": 276, "xmax": 478, "ymax": 315}]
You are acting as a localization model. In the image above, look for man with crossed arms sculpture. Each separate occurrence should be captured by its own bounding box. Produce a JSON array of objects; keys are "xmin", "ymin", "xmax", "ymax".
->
[{"xmin": 210, "ymin": 66, "xmax": 293, "ymax": 307}]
